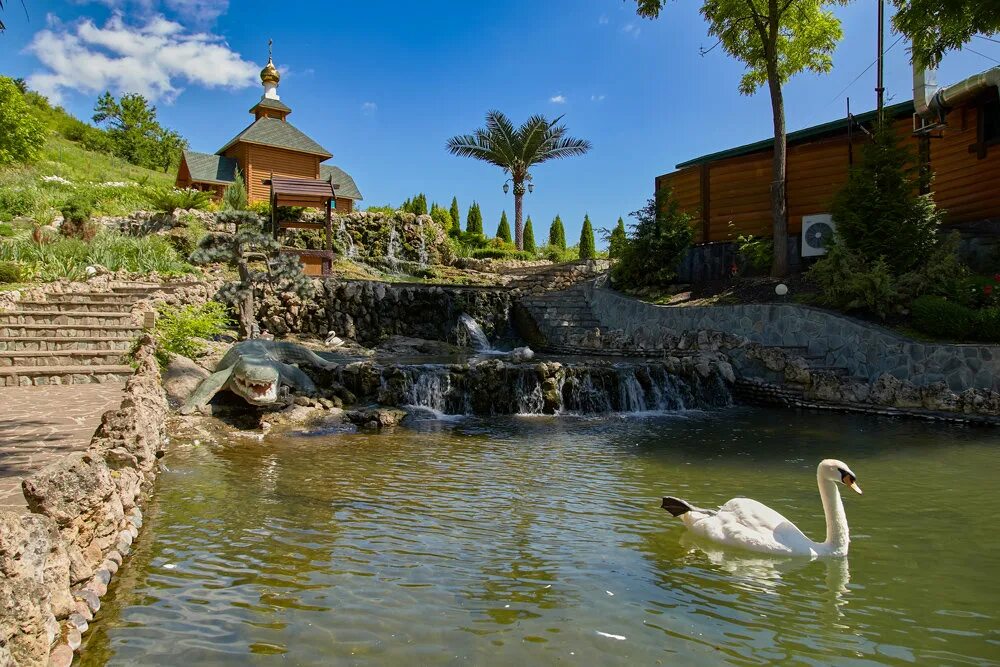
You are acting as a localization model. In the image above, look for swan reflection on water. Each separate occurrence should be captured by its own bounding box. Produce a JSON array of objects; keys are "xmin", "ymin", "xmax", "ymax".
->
[{"xmin": 678, "ymin": 532, "xmax": 852, "ymax": 614}]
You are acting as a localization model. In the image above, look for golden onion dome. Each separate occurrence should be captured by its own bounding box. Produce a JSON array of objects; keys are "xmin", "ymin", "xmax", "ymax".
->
[{"xmin": 260, "ymin": 58, "xmax": 280, "ymax": 85}]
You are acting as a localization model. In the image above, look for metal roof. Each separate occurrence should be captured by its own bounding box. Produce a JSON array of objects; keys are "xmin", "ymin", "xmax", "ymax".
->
[
  {"xmin": 182, "ymin": 151, "xmax": 238, "ymax": 184},
  {"xmin": 216, "ymin": 116, "xmax": 332, "ymax": 158},
  {"xmin": 674, "ymin": 100, "xmax": 916, "ymax": 169},
  {"xmin": 320, "ymin": 164, "xmax": 363, "ymax": 200},
  {"xmin": 249, "ymin": 97, "xmax": 292, "ymax": 114}
]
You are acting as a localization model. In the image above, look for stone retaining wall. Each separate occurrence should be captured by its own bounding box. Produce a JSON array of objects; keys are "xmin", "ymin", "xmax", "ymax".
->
[
  {"xmin": 508, "ymin": 260, "xmax": 610, "ymax": 294},
  {"xmin": 0, "ymin": 336, "xmax": 169, "ymax": 666},
  {"xmin": 258, "ymin": 278, "xmax": 517, "ymax": 346},
  {"xmin": 585, "ymin": 282, "xmax": 1000, "ymax": 391}
]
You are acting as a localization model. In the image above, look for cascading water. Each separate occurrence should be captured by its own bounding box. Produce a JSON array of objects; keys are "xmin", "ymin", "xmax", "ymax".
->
[
  {"xmin": 457, "ymin": 313, "xmax": 493, "ymax": 352},
  {"xmin": 338, "ymin": 219, "xmax": 357, "ymax": 258},
  {"xmin": 365, "ymin": 361, "xmax": 732, "ymax": 417},
  {"xmin": 386, "ymin": 227, "xmax": 401, "ymax": 266},
  {"xmin": 416, "ymin": 218, "xmax": 429, "ymax": 267}
]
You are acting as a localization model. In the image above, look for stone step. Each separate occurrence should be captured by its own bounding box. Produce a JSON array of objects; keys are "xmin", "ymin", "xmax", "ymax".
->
[
  {"xmin": 0, "ymin": 337, "xmax": 134, "ymax": 352},
  {"xmin": 0, "ymin": 324, "xmax": 141, "ymax": 339},
  {"xmin": 808, "ymin": 365, "xmax": 851, "ymax": 376},
  {"xmin": 0, "ymin": 365, "xmax": 134, "ymax": 387},
  {"xmin": 15, "ymin": 300, "xmax": 134, "ymax": 313},
  {"xmin": 0, "ymin": 350, "xmax": 126, "ymax": 367},
  {"xmin": 0, "ymin": 311, "xmax": 136, "ymax": 326},
  {"xmin": 44, "ymin": 293, "xmax": 142, "ymax": 305}
]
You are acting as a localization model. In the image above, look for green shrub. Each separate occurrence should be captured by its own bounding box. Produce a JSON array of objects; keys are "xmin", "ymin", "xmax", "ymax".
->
[
  {"xmin": 911, "ymin": 295, "xmax": 975, "ymax": 340},
  {"xmin": 470, "ymin": 247, "xmax": 534, "ymax": 261},
  {"xmin": 0, "ymin": 261, "xmax": 24, "ymax": 283},
  {"xmin": 60, "ymin": 196, "xmax": 93, "ymax": 224},
  {"xmin": 611, "ymin": 190, "xmax": 694, "ymax": 289},
  {"xmin": 430, "ymin": 205, "xmax": 453, "ymax": 233},
  {"xmin": 606, "ymin": 217, "xmax": 627, "ymax": 260},
  {"xmin": 152, "ymin": 301, "xmax": 231, "ymax": 365},
  {"xmin": 248, "ymin": 200, "xmax": 271, "ymax": 217},
  {"xmin": 807, "ymin": 242, "xmax": 900, "ymax": 319},
  {"xmin": 0, "ymin": 187, "xmax": 41, "ymax": 221},
  {"xmin": 365, "ymin": 205, "xmax": 396, "ymax": 215},
  {"xmin": 543, "ymin": 243, "xmax": 580, "ymax": 263},
  {"xmin": 221, "ymin": 167, "xmax": 248, "ymax": 211},
  {"xmin": 0, "ymin": 223, "xmax": 14, "ymax": 237},
  {"xmin": 149, "ymin": 188, "xmax": 211, "ymax": 214},
  {"xmin": 736, "ymin": 234, "xmax": 773, "ymax": 274}
]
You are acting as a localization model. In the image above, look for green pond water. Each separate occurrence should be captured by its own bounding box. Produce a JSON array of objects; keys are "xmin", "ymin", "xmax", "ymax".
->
[{"xmin": 80, "ymin": 408, "xmax": 1000, "ymax": 666}]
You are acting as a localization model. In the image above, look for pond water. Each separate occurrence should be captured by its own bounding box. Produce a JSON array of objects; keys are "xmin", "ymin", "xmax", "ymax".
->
[{"xmin": 80, "ymin": 408, "xmax": 1000, "ymax": 666}]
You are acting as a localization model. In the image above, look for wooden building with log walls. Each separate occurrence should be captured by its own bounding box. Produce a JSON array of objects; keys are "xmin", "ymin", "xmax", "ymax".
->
[
  {"xmin": 656, "ymin": 71, "xmax": 1000, "ymax": 250},
  {"xmin": 175, "ymin": 53, "xmax": 363, "ymax": 211}
]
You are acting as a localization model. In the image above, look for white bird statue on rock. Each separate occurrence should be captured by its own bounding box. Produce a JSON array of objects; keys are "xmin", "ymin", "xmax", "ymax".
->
[{"xmin": 661, "ymin": 459, "xmax": 862, "ymax": 557}]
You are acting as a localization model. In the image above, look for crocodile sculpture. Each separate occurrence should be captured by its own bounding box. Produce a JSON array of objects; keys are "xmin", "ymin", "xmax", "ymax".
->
[{"xmin": 181, "ymin": 340, "xmax": 336, "ymax": 414}]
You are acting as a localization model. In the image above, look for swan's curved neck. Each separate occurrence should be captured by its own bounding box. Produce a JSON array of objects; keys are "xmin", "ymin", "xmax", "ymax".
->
[{"xmin": 818, "ymin": 474, "xmax": 849, "ymax": 553}]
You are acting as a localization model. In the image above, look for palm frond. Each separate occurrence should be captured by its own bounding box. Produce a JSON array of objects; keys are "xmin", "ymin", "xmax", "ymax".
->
[{"xmin": 447, "ymin": 110, "xmax": 590, "ymax": 173}]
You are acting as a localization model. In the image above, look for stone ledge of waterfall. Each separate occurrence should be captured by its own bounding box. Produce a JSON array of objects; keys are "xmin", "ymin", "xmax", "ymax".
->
[{"xmin": 375, "ymin": 336, "xmax": 467, "ymax": 357}]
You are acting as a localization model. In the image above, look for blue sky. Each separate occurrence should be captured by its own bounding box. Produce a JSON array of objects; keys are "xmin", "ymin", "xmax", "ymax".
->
[{"xmin": 2, "ymin": 1, "xmax": 997, "ymax": 246}]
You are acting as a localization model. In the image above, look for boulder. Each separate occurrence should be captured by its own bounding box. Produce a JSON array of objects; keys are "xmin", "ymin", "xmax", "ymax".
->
[{"xmin": 162, "ymin": 354, "xmax": 210, "ymax": 408}]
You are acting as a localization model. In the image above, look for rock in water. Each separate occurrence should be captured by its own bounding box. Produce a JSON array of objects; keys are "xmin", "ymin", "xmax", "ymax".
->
[{"xmin": 509, "ymin": 346, "xmax": 535, "ymax": 362}]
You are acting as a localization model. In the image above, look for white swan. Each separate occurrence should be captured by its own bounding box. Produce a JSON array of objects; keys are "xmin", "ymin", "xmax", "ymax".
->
[{"xmin": 662, "ymin": 459, "xmax": 862, "ymax": 557}]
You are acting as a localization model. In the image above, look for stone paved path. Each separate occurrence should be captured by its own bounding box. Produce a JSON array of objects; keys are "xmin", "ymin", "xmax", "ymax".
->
[{"xmin": 0, "ymin": 384, "xmax": 123, "ymax": 514}]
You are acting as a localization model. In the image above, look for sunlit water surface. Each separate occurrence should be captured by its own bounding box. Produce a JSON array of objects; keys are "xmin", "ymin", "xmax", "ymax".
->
[{"xmin": 81, "ymin": 408, "xmax": 1000, "ymax": 666}]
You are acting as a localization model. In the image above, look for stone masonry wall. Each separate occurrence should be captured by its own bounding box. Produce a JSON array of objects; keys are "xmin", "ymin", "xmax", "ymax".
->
[
  {"xmin": 258, "ymin": 279, "xmax": 517, "ymax": 346},
  {"xmin": 586, "ymin": 282, "xmax": 1000, "ymax": 391},
  {"xmin": 0, "ymin": 336, "xmax": 168, "ymax": 666}
]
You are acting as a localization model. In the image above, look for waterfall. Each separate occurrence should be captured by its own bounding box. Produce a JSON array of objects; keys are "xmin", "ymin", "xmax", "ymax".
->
[
  {"xmin": 338, "ymin": 219, "xmax": 357, "ymax": 258},
  {"xmin": 386, "ymin": 227, "xmax": 401, "ymax": 265},
  {"xmin": 364, "ymin": 361, "xmax": 732, "ymax": 417},
  {"xmin": 416, "ymin": 218, "xmax": 429, "ymax": 267},
  {"xmin": 458, "ymin": 313, "xmax": 493, "ymax": 352}
]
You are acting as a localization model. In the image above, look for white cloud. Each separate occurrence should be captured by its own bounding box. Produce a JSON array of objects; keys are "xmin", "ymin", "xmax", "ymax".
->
[
  {"xmin": 76, "ymin": 0, "xmax": 229, "ymax": 26},
  {"xmin": 25, "ymin": 13, "xmax": 259, "ymax": 104},
  {"xmin": 591, "ymin": 94, "xmax": 606, "ymax": 102},
  {"xmin": 598, "ymin": 14, "xmax": 609, "ymax": 25},
  {"xmin": 622, "ymin": 22, "xmax": 641, "ymax": 37},
  {"xmin": 361, "ymin": 101, "xmax": 378, "ymax": 115},
  {"xmin": 550, "ymin": 94, "xmax": 566, "ymax": 104}
]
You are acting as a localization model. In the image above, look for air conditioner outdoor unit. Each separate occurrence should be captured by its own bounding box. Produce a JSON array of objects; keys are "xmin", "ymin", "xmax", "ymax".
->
[{"xmin": 801, "ymin": 214, "xmax": 835, "ymax": 257}]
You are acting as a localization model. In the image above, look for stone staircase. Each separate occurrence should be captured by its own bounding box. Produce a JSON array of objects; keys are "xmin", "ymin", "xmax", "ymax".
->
[
  {"xmin": 0, "ymin": 282, "xmax": 189, "ymax": 387},
  {"xmin": 520, "ymin": 284, "xmax": 856, "ymax": 377}
]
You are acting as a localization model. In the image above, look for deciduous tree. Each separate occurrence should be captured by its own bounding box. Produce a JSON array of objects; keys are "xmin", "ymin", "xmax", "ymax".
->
[
  {"xmin": 892, "ymin": 0, "xmax": 1000, "ymax": 67},
  {"xmin": 0, "ymin": 76, "xmax": 45, "ymax": 166},
  {"xmin": 634, "ymin": 0, "xmax": 845, "ymax": 276}
]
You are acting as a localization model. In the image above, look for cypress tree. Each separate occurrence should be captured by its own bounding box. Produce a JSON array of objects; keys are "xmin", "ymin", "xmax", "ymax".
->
[
  {"xmin": 579, "ymin": 214, "xmax": 596, "ymax": 259},
  {"xmin": 548, "ymin": 215, "xmax": 566, "ymax": 250},
  {"xmin": 608, "ymin": 217, "xmax": 627, "ymax": 259},
  {"xmin": 467, "ymin": 202, "xmax": 483, "ymax": 234},
  {"xmin": 496, "ymin": 210, "xmax": 512, "ymax": 244},
  {"xmin": 523, "ymin": 216, "xmax": 536, "ymax": 253},
  {"xmin": 449, "ymin": 197, "xmax": 461, "ymax": 237}
]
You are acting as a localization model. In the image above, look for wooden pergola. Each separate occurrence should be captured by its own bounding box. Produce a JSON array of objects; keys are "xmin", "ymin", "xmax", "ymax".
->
[{"xmin": 268, "ymin": 174, "xmax": 341, "ymax": 276}]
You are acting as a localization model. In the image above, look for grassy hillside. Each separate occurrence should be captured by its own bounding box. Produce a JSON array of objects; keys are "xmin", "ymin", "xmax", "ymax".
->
[{"xmin": 0, "ymin": 134, "xmax": 175, "ymax": 222}]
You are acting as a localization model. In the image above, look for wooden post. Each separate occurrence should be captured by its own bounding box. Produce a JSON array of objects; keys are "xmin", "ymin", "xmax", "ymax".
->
[
  {"xmin": 325, "ymin": 195, "xmax": 332, "ymax": 253},
  {"xmin": 270, "ymin": 171, "xmax": 278, "ymax": 240}
]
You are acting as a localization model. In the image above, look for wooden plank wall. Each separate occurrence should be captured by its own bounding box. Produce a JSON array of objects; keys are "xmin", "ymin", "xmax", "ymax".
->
[
  {"xmin": 931, "ymin": 105, "xmax": 1000, "ymax": 223},
  {"xmin": 657, "ymin": 100, "xmax": 1000, "ymax": 243},
  {"xmin": 334, "ymin": 197, "xmax": 354, "ymax": 214},
  {"xmin": 242, "ymin": 145, "xmax": 320, "ymax": 203}
]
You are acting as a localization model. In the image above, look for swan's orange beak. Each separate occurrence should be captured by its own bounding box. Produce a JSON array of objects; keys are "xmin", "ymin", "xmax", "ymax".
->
[{"xmin": 842, "ymin": 472, "xmax": 862, "ymax": 495}]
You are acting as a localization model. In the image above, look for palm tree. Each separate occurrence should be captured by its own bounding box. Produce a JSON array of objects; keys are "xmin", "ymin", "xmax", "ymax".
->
[{"xmin": 447, "ymin": 111, "xmax": 591, "ymax": 250}]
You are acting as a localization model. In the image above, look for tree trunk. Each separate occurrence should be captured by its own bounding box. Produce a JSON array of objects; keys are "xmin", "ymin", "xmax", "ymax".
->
[
  {"xmin": 513, "ymin": 179, "xmax": 524, "ymax": 251},
  {"xmin": 236, "ymin": 258, "xmax": 258, "ymax": 340},
  {"xmin": 765, "ymin": 37, "xmax": 789, "ymax": 278}
]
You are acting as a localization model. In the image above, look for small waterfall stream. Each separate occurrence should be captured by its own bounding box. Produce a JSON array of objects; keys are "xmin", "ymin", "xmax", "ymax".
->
[
  {"xmin": 338, "ymin": 219, "xmax": 357, "ymax": 258},
  {"xmin": 457, "ymin": 313, "xmax": 493, "ymax": 352},
  {"xmin": 370, "ymin": 361, "xmax": 732, "ymax": 416},
  {"xmin": 416, "ymin": 218, "xmax": 429, "ymax": 267}
]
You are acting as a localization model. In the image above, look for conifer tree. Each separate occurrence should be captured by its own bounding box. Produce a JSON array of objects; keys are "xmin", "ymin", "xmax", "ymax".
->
[
  {"xmin": 190, "ymin": 211, "xmax": 313, "ymax": 339},
  {"xmin": 496, "ymin": 211, "xmax": 512, "ymax": 244},
  {"xmin": 523, "ymin": 216, "xmax": 537, "ymax": 253},
  {"xmin": 548, "ymin": 215, "xmax": 566, "ymax": 250},
  {"xmin": 579, "ymin": 214, "xmax": 596, "ymax": 260},
  {"xmin": 466, "ymin": 202, "xmax": 484, "ymax": 234},
  {"xmin": 608, "ymin": 217, "xmax": 627, "ymax": 259},
  {"xmin": 449, "ymin": 197, "xmax": 461, "ymax": 237}
]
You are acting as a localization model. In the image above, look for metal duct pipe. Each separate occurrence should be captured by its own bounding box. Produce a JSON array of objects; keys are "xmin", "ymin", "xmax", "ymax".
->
[{"xmin": 913, "ymin": 61, "xmax": 1000, "ymax": 123}]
